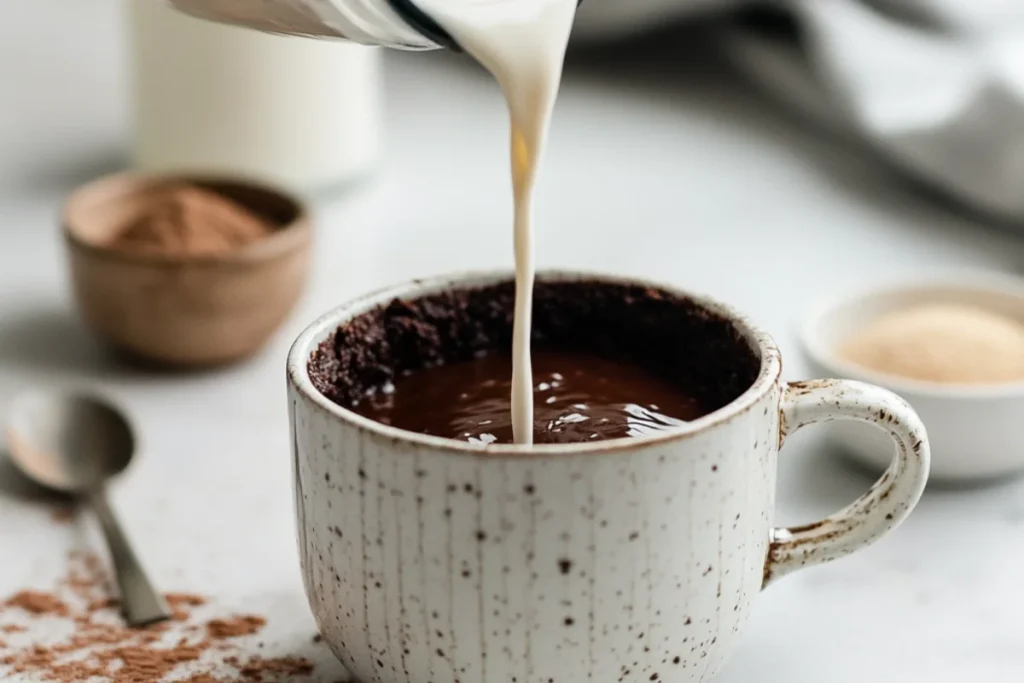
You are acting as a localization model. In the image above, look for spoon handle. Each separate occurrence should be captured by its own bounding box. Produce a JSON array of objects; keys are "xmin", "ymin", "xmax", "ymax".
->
[{"xmin": 88, "ymin": 488, "xmax": 171, "ymax": 627}]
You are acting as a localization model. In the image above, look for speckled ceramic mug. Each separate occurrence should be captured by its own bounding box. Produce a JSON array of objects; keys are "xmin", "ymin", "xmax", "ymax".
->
[{"xmin": 286, "ymin": 272, "xmax": 930, "ymax": 683}]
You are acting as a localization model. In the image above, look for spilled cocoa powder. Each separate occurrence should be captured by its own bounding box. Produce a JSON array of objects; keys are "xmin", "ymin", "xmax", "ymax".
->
[
  {"xmin": 168, "ymin": 593, "xmax": 209, "ymax": 621},
  {"xmin": 0, "ymin": 551, "xmax": 319, "ymax": 682},
  {"xmin": 3, "ymin": 591, "xmax": 69, "ymax": 617},
  {"xmin": 110, "ymin": 185, "xmax": 274, "ymax": 257},
  {"xmin": 207, "ymin": 616, "xmax": 267, "ymax": 639},
  {"xmin": 227, "ymin": 655, "xmax": 315, "ymax": 679}
]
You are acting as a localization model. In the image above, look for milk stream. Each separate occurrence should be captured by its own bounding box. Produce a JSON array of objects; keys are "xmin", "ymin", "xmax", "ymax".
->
[{"xmin": 417, "ymin": 0, "xmax": 578, "ymax": 444}]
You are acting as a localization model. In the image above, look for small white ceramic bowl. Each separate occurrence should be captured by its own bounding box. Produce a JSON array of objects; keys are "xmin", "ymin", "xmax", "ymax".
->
[{"xmin": 799, "ymin": 274, "xmax": 1024, "ymax": 484}]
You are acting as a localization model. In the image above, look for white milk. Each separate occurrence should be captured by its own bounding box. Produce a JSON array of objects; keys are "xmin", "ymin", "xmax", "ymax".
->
[{"xmin": 418, "ymin": 0, "xmax": 578, "ymax": 444}]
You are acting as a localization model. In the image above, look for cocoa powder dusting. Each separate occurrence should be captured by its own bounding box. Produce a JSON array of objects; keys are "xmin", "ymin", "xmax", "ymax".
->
[
  {"xmin": 229, "ymin": 655, "xmax": 315, "ymax": 681},
  {"xmin": 168, "ymin": 593, "xmax": 209, "ymax": 621},
  {"xmin": 168, "ymin": 594, "xmax": 209, "ymax": 609},
  {"xmin": 0, "ymin": 552, "xmax": 316, "ymax": 682},
  {"xmin": 111, "ymin": 185, "xmax": 273, "ymax": 256},
  {"xmin": 182, "ymin": 676, "xmax": 225, "ymax": 683},
  {"xmin": 208, "ymin": 616, "xmax": 267, "ymax": 639},
  {"xmin": 4, "ymin": 591, "xmax": 69, "ymax": 617}
]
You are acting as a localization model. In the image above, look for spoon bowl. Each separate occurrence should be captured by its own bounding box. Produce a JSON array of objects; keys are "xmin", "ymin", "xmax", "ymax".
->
[{"xmin": 8, "ymin": 391, "xmax": 134, "ymax": 493}]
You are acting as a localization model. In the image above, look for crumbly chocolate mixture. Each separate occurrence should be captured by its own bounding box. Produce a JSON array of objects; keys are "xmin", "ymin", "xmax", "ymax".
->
[{"xmin": 309, "ymin": 279, "xmax": 760, "ymax": 413}]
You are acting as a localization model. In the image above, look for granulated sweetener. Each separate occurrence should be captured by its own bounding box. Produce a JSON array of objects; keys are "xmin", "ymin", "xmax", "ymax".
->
[
  {"xmin": 840, "ymin": 303, "xmax": 1024, "ymax": 385},
  {"xmin": 0, "ymin": 551, "xmax": 321, "ymax": 682}
]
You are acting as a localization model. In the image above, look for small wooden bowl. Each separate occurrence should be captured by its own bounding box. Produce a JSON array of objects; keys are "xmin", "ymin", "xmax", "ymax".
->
[{"xmin": 63, "ymin": 172, "xmax": 311, "ymax": 367}]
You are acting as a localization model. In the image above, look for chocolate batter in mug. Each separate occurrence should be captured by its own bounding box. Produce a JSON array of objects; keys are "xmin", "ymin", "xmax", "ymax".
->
[{"xmin": 356, "ymin": 351, "xmax": 706, "ymax": 444}]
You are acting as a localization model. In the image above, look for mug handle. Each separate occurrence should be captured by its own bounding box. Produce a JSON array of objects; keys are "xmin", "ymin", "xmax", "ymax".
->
[{"xmin": 763, "ymin": 379, "xmax": 930, "ymax": 587}]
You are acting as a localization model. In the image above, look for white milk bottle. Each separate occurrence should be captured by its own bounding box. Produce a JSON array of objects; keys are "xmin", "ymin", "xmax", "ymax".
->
[{"xmin": 128, "ymin": 0, "xmax": 383, "ymax": 192}]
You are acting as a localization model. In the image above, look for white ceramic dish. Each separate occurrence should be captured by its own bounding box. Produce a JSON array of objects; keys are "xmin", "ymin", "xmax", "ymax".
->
[{"xmin": 799, "ymin": 273, "xmax": 1024, "ymax": 484}]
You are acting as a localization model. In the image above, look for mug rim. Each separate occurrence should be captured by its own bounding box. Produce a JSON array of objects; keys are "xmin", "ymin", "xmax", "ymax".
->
[{"xmin": 287, "ymin": 270, "xmax": 783, "ymax": 459}]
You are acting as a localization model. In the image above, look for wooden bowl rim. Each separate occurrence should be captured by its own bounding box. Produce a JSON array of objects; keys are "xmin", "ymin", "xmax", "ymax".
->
[{"xmin": 63, "ymin": 171, "xmax": 312, "ymax": 268}]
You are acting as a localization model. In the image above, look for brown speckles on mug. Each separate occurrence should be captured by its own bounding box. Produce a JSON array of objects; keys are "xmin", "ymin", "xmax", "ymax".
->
[{"xmin": 764, "ymin": 380, "xmax": 929, "ymax": 587}]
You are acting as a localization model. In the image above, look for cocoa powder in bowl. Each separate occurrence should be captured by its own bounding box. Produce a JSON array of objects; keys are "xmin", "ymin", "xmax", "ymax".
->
[
  {"xmin": 63, "ymin": 173, "xmax": 311, "ymax": 366},
  {"xmin": 109, "ymin": 185, "xmax": 274, "ymax": 257}
]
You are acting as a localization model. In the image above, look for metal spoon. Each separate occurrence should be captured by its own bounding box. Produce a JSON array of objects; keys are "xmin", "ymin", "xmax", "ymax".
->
[{"xmin": 6, "ymin": 390, "xmax": 170, "ymax": 627}]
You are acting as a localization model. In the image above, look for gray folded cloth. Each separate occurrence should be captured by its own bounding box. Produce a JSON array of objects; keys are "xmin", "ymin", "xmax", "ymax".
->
[{"xmin": 722, "ymin": 0, "xmax": 1024, "ymax": 224}]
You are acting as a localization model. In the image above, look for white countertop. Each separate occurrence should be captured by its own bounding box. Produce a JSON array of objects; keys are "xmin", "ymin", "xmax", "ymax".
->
[{"xmin": 2, "ymin": 1, "xmax": 1024, "ymax": 682}]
